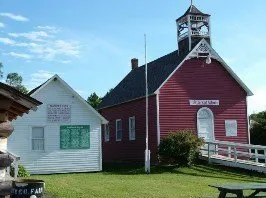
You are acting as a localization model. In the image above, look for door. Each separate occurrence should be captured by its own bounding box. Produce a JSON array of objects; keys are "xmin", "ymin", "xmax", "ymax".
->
[{"xmin": 197, "ymin": 107, "xmax": 214, "ymax": 154}]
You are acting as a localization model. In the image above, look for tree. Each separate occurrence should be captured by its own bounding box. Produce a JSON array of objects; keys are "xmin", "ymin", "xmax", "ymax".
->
[
  {"xmin": 6, "ymin": 73, "xmax": 23, "ymax": 87},
  {"xmin": 250, "ymin": 111, "xmax": 266, "ymax": 146},
  {"xmin": 105, "ymin": 88, "xmax": 114, "ymax": 97},
  {"xmin": 87, "ymin": 92, "xmax": 102, "ymax": 109},
  {"xmin": 0, "ymin": 62, "xmax": 3, "ymax": 79},
  {"xmin": 6, "ymin": 73, "xmax": 29, "ymax": 94}
]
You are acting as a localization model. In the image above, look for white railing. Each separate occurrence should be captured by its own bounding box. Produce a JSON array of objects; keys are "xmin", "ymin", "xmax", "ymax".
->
[{"xmin": 201, "ymin": 141, "xmax": 266, "ymax": 166}]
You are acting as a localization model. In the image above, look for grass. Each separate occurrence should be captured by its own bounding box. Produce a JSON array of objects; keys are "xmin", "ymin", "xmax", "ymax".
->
[{"xmin": 29, "ymin": 162, "xmax": 266, "ymax": 198}]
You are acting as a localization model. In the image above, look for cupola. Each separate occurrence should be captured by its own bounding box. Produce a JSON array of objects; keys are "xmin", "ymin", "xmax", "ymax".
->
[{"xmin": 176, "ymin": 2, "xmax": 211, "ymax": 54}]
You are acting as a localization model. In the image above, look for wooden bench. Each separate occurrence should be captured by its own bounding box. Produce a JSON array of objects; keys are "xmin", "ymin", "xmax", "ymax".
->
[{"xmin": 209, "ymin": 183, "xmax": 266, "ymax": 198}]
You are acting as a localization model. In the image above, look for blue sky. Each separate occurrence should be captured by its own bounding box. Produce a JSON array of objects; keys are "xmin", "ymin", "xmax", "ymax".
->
[{"xmin": 0, "ymin": 0, "xmax": 265, "ymax": 113}]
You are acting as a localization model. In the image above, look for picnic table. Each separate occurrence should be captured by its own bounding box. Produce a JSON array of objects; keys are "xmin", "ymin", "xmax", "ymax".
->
[{"xmin": 209, "ymin": 183, "xmax": 266, "ymax": 198}]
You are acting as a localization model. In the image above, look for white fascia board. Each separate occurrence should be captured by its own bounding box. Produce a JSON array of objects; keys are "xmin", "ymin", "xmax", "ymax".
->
[
  {"xmin": 155, "ymin": 39, "xmax": 253, "ymax": 96},
  {"xmin": 31, "ymin": 74, "xmax": 109, "ymax": 124}
]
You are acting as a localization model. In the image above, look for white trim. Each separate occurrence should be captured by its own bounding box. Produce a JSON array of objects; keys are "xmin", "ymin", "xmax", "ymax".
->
[
  {"xmin": 197, "ymin": 107, "xmax": 215, "ymax": 141},
  {"xmin": 30, "ymin": 74, "xmax": 108, "ymax": 124},
  {"xmin": 188, "ymin": 15, "xmax": 192, "ymax": 51},
  {"xmin": 104, "ymin": 124, "xmax": 110, "ymax": 142},
  {"xmin": 99, "ymin": 121, "xmax": 103, "ymax": 171},
  {"xmin": 128, "ymin": 116, "xmax": 136, "ymax": 141},
  {"xmin": 247, "ymin": 97, "xmax": 251, "ymax": 144},
  {"xmin": 116, "ymin": 119, "xmax": 122, "ymax": 141},
  {"xmin": 208, "ymin": 17, "xmax": 212, "ymax": 46},
  {"xmin": 156, "ymin": 93, "xmax": 160, "ymax": 146},
  {"xmin": 30, "ymin": 126, "xmax": 45, "ymax": 152},
  {"xmin": 155, "ymin": 39, "xmax": 253, "ymax": 96}
]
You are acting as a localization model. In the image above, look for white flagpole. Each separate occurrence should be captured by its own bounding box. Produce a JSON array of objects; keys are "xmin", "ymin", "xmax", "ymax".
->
[{"xmin": 144, "ymin": 34, "xmax": 150, "ymax": 174}]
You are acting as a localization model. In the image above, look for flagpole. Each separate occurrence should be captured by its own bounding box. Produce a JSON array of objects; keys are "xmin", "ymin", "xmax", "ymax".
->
[{"xmin": 144, "ymin": 34, "xmax": 150, "ymax": 174}]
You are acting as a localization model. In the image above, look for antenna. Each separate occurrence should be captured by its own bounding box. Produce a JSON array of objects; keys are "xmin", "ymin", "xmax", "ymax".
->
[{"xmin": 191, "ymin": 0, "xmax": 193, "ymax": 6}]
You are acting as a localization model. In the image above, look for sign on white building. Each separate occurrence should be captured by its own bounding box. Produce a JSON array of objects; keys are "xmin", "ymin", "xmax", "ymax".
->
[
  {"xmin": 47, "ymin": 104, "xmax": 71, "ymax": 123},
  {"xmin": 189, "ymin": 100, "xmax": 219, "ymax": 106}
]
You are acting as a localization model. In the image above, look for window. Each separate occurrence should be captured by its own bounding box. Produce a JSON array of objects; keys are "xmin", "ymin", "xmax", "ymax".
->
[
  {"xmin": 104, "ymin": 124, "xmax": 110, "ymax": 142},
  {"xmin": 225, "ymin": 120, "xmax": 238, "ymax": 137},
  {"xmin": 129, "ymin": 117, "xmax": 136, "ymax": 141},
  {"xmin": 116, "ymin": 119, "xmax": 122, "ymax": 141},
  {"xmin": 32, "ymin": 127, "xmax": 44, "ymax": 151},
  {"xmin": 60, "ymin": 125, "xmax": 90, "ymax": 149}
]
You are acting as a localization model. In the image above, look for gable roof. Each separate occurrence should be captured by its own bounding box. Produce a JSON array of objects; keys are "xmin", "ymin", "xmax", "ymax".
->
[
  {"xmin": 99, "ymin": 50, "xmax": 188, "ymax": 109},
  {"xmin": 29, "ymin": 75, "xmax": 108, "ymax": 124},
  {"xmin": 100, "ymin": 39, "xmax": 253, "ymax": 110},
  {"xmin": 0, "ymin": 82, "xmax": 42, "ymax": 120},
  {"xmin": 176, "ymin": 5, "xmax": 210, "ymax": 21}
]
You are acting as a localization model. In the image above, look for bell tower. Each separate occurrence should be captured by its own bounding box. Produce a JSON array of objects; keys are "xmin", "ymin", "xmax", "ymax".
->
[{"xmin": 176, "ymin": 2, "xmax": 211, "ymax": 54}]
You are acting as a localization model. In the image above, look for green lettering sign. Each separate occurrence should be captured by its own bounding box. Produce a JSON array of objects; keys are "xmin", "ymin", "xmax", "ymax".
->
[{"xmin": 60, "ymin": 125, "xmax": 90, "ymax": 149}]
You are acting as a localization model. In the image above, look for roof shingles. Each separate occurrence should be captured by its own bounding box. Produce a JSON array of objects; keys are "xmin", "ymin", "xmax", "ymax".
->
[{"xmin": 99, "ymin": 50, "xmax": 187, "ymax": 109}]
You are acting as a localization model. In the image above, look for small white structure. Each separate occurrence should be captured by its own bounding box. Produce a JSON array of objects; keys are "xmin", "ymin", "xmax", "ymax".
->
[{"xmin": 8, "ymin": 75, "xmax": 108, "ymax": 174}]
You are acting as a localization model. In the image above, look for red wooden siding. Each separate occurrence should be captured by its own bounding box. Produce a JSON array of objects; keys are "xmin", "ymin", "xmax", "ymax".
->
[
  {"xmin": 100, "ymin": 95, "xmax": 158, "ymax": 163},
  {"xmin": 159, "ymin": 58, "xmax": 249, "ymax": 144}
]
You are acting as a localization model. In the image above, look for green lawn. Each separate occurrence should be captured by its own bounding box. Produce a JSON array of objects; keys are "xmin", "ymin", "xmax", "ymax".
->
[{"xmin": 30, "ymin": 163, "xmax": 266, "ymax": 198}]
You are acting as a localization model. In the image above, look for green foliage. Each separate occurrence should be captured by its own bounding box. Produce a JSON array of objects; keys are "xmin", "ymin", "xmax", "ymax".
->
[
  {"xmin": 158, "ymin": 129, "xmax": 204, "ymax": 166},
  {"xmin": 250, "ymin": 111, "xmax": 266, "ymax": 146},
  {"xmin": 10, "ymin": 164, "xmax": 30, "ymax": 178},
  {"xmin": 6, "ymin": 73, "xmax": 23, "ymax": 87},
  {"xmin": 104, "ymin": 88, "xmax": 114, "ymax": 97},
  {"xmin": 5, "ymin": 72, "xmax": 29, "ymax": 94},
  {"xmin": 16, "ymin": 84, "xmax": 29, "ymax": 94},
  {"xmin": 87, "ymin": 92, "xmax": 102, "ymax": 109}
]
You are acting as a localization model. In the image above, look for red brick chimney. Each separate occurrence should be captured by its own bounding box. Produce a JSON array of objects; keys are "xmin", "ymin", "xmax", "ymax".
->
[{"xmin": 131, "ymin": 58, "xmax": 138, "ymax": 70}]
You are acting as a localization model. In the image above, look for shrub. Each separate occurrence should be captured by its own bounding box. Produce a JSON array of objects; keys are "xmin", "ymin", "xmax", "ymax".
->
[
  {"xmin": 158, "ymin": 129, "xmax": 204, "ymax": 166},
  {"xmin": 250, "ymin": 111, "xmax": 266, "ymax": 146},
  {"xmin": 10, "ymin": 165, "xmax": 30, "ymax": 178}
]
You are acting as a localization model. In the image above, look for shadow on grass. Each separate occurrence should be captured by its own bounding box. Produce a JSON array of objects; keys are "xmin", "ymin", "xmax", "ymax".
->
[{"xmin": 102, "ymin": 161, "xmax": 266, "ymax": 183}]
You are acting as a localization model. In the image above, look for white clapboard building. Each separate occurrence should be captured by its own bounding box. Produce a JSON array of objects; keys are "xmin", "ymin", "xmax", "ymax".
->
[{"xmin": 8, "ymin": 75, "xmax": 108, "ymax": 174}]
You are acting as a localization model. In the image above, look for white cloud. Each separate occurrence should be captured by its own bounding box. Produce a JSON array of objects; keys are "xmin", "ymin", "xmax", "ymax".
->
[
  {"xmin": 60, "ymin": 60, "xmax": 71, "ymax": 64},
  {"xmin": 1, "ymin": 25, "xmax": 80, "ymax": 62},
  {"xmin": 24, "ymin": 39, "xmax": 80, "ymax": 60},
  {"xmin": 248, "ymin": 87, "xmax": 266, "ymax": 114},
  {"xmin": 30, "ymin": 70, "xmax": 54, "ymax": 83},
  {"xmin": 54, "ymin": 40, "xmax": 80, "ymax": 56},
  {"xmin": 3, "ymin": 52, "xmax": 32, "ymax": 59},
  {"xmin": 36, "ymin": 26, "xmax": 60, "ymax": 33},
  {"xmin": 0, "ymin": 12, "xmax": 29, "ymax": 22},
  {"xmin": 0, "ymin": 22, "xmax": 5, "ymax": 28},
  {"xmin": 0, "ymin": 37, "xmax": 16, "ymax": 45},
  {"xmin": 9, "ymin": 31, "xmax": 51, "ymax": 42},
  {"xmin": 26, "ymin": 70, "xmax": 59, "ymax": 90}
]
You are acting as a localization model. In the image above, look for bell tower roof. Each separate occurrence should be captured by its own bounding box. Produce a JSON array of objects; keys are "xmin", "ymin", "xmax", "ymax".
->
[
  {"xmin": 177, "ymin": 5, "xmax": 210, "ymax": 21},
  {"xmin": 176, "ymin": 4, "xmax": 211, "ymax": 54}
]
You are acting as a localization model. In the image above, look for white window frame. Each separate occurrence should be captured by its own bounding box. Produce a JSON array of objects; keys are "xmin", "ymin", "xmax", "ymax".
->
[
  {"xmin": 31, "ymin": 126, "xmax": 45, "ymax": 152},
  {"xmin": 104, "ymin": 124, "xmax": 110, "ymax": 142},
  {"xmin": 116, "ymin": 119, "xmax": 122, "ymax": 141},
  {"xmin": 129, "ymin": 116, "xmax": 136, "ymax": 141}
]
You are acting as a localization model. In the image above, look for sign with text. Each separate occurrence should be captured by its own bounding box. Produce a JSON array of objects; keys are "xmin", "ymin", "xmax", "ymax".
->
[
  {"xmin": 47, "ymin": 104, "xmax": 71, "ymax": 123},
  {"xmin": 189, "ymin": 100, "xmax": 219, "ymax": 106},
  {"xmin": 60, "ymin": 125, "xmax": 90, "ymax": 149},
  {"xmin": 225, "ymin": 120, "xmax": 238, "ymax": 137}
]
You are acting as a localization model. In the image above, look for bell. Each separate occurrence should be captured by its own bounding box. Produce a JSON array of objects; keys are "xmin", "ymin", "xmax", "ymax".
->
[{"xmin": 206, "ymin": 55, "xmax": 212, "ymax": 64}]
